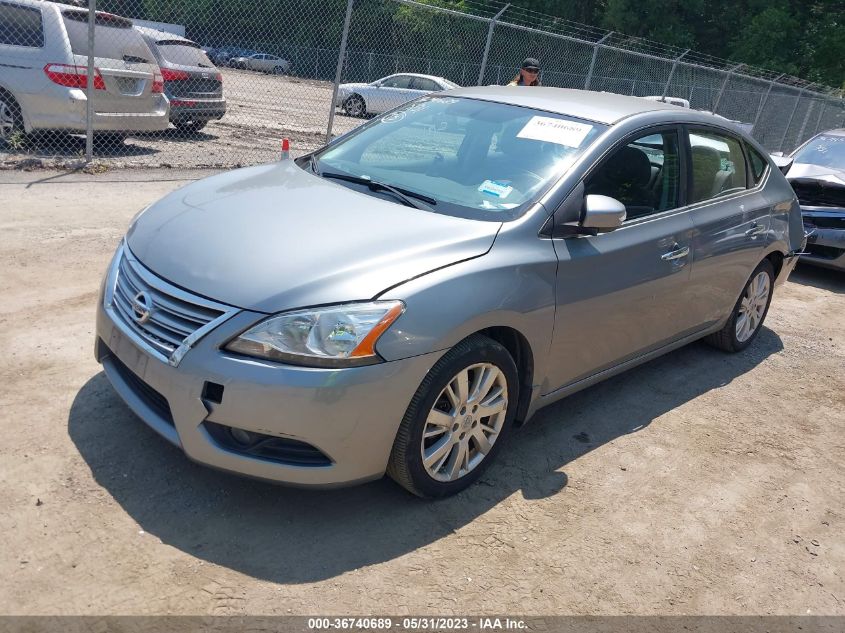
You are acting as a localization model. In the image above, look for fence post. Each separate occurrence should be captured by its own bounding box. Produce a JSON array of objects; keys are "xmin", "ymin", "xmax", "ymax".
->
[
  {"xmin": 712, "ymin": 63, "xmax": 743, "ymax": 114},
  {"xmin": 584, "ymin": 31, "xmax": 612, "ymax": 90},
  {"xmin": 477, "ymin": 3, "xmax": 509, "ymax": 86},
  {"xmin": 813, "ymin": 101, "xmax": 827, "ymax": 136},
  {"xmin": 659, "ymin": 49, "xmax": 689, "ymax": 100},
  {"xmin": 779, "ymin": 88, "xmax": 805, "ymax": 152},
  {"xmin": 84, "ymin": 0, "xmax": 97, "ymax": 162},
  {"xmin": 326, "ymin": 0, "xmax": 355, "ymax": 144},
  {"xmin": 795, "ymin": 90, "xmax": 816, "ymax": 146},
  {"xmin": 749, "ymin": 74, "xmax": 782, "ymax": 137}
]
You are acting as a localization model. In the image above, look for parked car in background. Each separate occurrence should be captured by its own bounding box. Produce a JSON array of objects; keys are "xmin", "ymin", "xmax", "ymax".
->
[
  {"xmin": 230, "ymin": 52, "xmax": 291, "ymax": 74},
  {"xmin": 783, "ymin": 128, "xmax": 845, "ymax": 271},
  {"xmin": 136, "ymin": 27, "xmax": 226, "ymax": 132},
  {"xmin": 0, "ymin": 0, "xmax": 168, "ymax": 143},
  {"xmin": 206, "ymin": 46, "xmax": 254, "ymax": 67},
  {"xmin": 96, "ymin": 87, "xmax": 804, "ymax": 498},
  {"xmin": 336, "ymin": 73, "xmax": 460, "ymax": 117}
]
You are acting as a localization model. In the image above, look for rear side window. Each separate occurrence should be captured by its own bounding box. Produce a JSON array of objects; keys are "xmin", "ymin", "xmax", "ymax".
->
[
  {"xmin": 156, "ymin": 41, "xmax": 214, "ymax": 67},
  {"xmin": 412, "ymin": 77, "xmax": 440, "ymax": 92},
  {"xmin": 688, "ymin": 130, "xmax": 748, "ymax": 203},
  {"xmin": 0, "ymin": 2, "xmax": 44, "ymax": 48},
  {"xmin": 746, "ymin": 144, "xmax": 768, "ymax": 185},
  {"xmin": 62, "ymin": 10, "xmax": 153, "ymax": 62}
]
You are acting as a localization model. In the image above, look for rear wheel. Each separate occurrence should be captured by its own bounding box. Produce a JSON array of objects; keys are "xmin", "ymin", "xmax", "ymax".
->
[
  {"xmin": 387, "ymin": 334, "xmax": 518, "ymax": 498},
  {"xmin": 343, "ymin": 94, "xmax": 366, "ymax": 117},
  {"xmin": 0, "ymin": 91, "xmax": 24, "ymax": 145},
  {"xmin": 705, "ymin": 259, "xmax": 774, "ymax": 352},
  {"xmin": 174, "ymin": 120, "xmax": 208, "ymax": 133}
]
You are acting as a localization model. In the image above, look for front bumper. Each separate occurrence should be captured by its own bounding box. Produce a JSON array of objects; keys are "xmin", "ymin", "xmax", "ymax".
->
[
  {"xmin": 94, "ymin": 268, "xmax": 443, "ymax": 487},
  {"xmin": 801, "ymin": 207, "xmax": 845, "ymax": 272}
]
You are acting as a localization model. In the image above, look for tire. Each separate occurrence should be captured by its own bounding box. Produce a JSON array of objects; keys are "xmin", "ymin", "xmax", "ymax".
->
[
  {"xmin": 343, "ymin": 94, "xmax": 366, "ymax": 118},
  {"xmin": 273, "ymin": 65, "xmax": 286, "ymax": 75},
  {"xmin": 173, "ymin": 120, "xmax": 208, "ymax": 133},
  {"xmin": 705, "ymin": 258, "xmax": 775, "ymax": 353},
  {"xmin": 0, "ymin": 90, "xmax": 24, "ymax": 145},
  {"xmin": 387, "ymin": 334, "xmax": 518, "ymax": 498}
]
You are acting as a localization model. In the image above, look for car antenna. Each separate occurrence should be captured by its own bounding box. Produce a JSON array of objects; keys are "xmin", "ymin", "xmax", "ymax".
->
[{"xmin": 280, "ymin": 138, "xmax": 290, "ymax": 161}]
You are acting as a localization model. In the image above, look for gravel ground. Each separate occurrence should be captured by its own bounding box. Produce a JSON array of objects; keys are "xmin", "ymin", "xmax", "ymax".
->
[
  {"xmin": 0, "ymin": 69, "xmax": 364, "ymax": 170},
  {"xmin": 0, "ymin": 169, "xmax": 843, "ymax": 616}
]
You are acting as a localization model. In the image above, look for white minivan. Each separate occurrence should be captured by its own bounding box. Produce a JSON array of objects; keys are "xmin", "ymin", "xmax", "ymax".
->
[{"xmin": 0, "ymin": 0, "xmax": 169, "ymax": 142}]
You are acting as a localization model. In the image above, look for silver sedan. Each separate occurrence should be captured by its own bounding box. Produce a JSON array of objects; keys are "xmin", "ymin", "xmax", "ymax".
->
[
  {"xmin": 231, "ymin": 53, "xmax": 291, "ymax": 74},
  {"xmin": 335, "ymin": 73, "xmax": 459, "ymax": 117},
  {"xmin": 96, "ymin": 87, "xmax": 804, "ymax": 498}
]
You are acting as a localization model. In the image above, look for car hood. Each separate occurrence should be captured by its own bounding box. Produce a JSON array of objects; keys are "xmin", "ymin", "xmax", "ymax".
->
[
  {"xmin": 788, "ymin": 162, "xmax": 845, "ymax": 185},
  {"xmin": 788, "ymin": 163, "xmax": 845, "ymax": 210},
  {"xmin": 127, "ymin": 161, "xmax": 500, "ymax": 313}
]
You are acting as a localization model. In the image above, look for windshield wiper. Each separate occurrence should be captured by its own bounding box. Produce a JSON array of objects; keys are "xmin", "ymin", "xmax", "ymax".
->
[{"xmin": 320, "ymin": 171, "xmax": 437, "ymax": 211}]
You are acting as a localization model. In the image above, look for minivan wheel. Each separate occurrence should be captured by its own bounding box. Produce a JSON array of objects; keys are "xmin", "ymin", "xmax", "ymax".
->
[
  {"xmin": 705, "ymin": 259, "xmax": 774, "ymax": 353},
  {"xmin": 387, "ymin": 334, "xmax": 518, "ymax": 498},
  {"xmin": 0, "ymin": 91, "xmax": 24, "ymax": 144},
  {"xmin": 343, "ymin": 95, "xmax": 366, "ymax": 117}
]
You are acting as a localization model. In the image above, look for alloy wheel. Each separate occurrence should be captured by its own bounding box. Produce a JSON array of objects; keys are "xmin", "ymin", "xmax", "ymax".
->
[
  {"xmin": 421, "ymin": 363, "xmax": 508, "ymax": 482},
  {"xmin": 0, "ymin": 99, "xmax": 15, "ymax": 141},
  {"xmin": 344, "ymin": 96, "xmax": 364, "ymax": 117},
  {"xmin": 735, "ymin": 271, "xmax": 770, "ymax": 342}
]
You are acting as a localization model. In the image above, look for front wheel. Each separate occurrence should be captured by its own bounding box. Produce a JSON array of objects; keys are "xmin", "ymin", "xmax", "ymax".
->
[
  {"xmin": 342, "ymin": 95, "xmax": 366, "ymax": 117},
  {"xmin": 705, "ymin": 259, "xmax": 774, "ymax": 352},
  {"xmin": 387, "ymin": 334, "xmax": 518, "ymax": 498},
  {"xmin": 273, "ymin": 65, "xmax": 286, "ymax": 75}
]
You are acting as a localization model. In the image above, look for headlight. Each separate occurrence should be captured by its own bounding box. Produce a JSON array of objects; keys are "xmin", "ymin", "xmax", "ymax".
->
[{"xmin": 224, "ymin": 301, "xmax": 404, "ymax": 367}]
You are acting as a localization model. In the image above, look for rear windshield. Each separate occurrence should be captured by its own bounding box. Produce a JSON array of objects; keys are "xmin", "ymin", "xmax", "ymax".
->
[
  {"xmin": 793, "ymin": 134, "xmax": 845, "ymax": 170},
  {"xmin": 62, "ymin": 10, "xmax": 153, "ymax": 62},
  {"xmin": 156, "ymin": 41, "xmax": 214, "ymax": 67}
]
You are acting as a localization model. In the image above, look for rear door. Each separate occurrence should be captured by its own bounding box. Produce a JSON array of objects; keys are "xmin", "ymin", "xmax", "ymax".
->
[
  {"xmin": 684, "ymin": 126, "xmax": 770, "ymax": 328},
  {"xmin": 547, "ymin": 126, "xmax": 702, "ymax": 391},
  {"xmin": 61, "ymin": 10, "xmax": 160, "ymax": 114}
]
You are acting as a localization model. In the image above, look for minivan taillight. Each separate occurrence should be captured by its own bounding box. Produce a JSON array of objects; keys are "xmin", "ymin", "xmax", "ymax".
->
[
  {"xmin": 152, "ymin": 72, "xmax": 164, "ymax": 93},
  {"xmin": 43, "ymin": 64, "xmax": 105, "ymax": 90},
  {"xmin": 160, "ymin": 68, "xmax": 190, "ymax": 81}
]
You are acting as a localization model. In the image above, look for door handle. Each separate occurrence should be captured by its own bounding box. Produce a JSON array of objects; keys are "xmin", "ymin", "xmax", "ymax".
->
[
  {"xmin": 745, "ymin": 222, "xmax": 767, "ymax": 237},
  {"xmin": 661, "ymin": 245, "xmax": 690, "ymax": 261}
]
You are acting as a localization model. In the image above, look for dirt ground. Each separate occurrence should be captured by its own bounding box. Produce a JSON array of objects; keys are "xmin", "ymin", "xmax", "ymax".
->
[{"xmin": 0, "ymin": 169, "xmax": 843, "ymax": 616}]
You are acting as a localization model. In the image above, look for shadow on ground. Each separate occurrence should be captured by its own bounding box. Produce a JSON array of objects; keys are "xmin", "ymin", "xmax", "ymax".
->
[
  {"xmin": 790, "ymin": 263, "xmax": 845, "ymax": 294},
  {"xmin": 69, "ymin": 328, "xmax": 782, "ymax": 584}
]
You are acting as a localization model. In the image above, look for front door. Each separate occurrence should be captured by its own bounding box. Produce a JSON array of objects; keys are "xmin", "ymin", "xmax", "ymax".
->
[{"xmin": 546, "ymin": 127, "xmax": 702, "ymax": 392}]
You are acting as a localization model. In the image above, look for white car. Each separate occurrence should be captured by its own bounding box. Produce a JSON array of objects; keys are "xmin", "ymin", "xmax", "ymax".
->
[
  {"xmin": 231, "ymin": 53, "xmax": 290, "ymax": 74},
  {"xmin": 336, "ymin": 73, "xmax": 459, "ymax": 117}
]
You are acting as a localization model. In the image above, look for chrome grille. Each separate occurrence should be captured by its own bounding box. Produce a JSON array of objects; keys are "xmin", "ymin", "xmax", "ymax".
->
[{"xmin": 109, "ymin": 247, "xmax": 226, "ymax": 360}]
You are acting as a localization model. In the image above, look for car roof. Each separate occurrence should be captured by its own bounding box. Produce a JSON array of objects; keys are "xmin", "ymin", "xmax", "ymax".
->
[
  {"xmin": 387, "ymin": 73, "xmax": 450, "ymax": 83},
  {"xmin": 444, "ymin": 86, "xmax": 691, "ymax": 125}
]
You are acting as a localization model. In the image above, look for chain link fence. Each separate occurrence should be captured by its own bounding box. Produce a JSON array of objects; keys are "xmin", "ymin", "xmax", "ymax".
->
[{"xmin": 1, "ymin": 0, "xmax": 843, "ymax": 169}]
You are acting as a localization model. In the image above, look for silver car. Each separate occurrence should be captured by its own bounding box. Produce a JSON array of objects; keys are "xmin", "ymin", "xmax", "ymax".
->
[
  {"xmin": 230, "ymin": 52, "xmax": 290, "ymax": 74},
  {"xmin": 784, "ymin": 128, "xmax": 845, "ymax": 271},
  {"xmin": 96, "ymin": 87, "xmax": 804, "ymax": 498},
  {"xmin": 336, "ymin": 73, "xmax": 459, "ymax": 117},
  {"xmin": 0, "ymin": 0, "xmax": 169, "ymax": 142}
]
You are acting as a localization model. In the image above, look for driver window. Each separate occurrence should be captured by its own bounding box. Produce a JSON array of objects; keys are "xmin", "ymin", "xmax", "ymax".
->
[
  {"xmin": 382, "ymin": 76, "xmax": 412, "ymax": 89},
  {"xmin": 585, "ymin": 130, "xmax": 681, "ymax": 221}
]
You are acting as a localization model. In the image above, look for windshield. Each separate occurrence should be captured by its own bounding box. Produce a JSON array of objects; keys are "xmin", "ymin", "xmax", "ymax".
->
[
  {"xmin": 793, "ymin": 134, "xmax": 845, "ymax": 169},
  {"xmin": 315, "ymin": 96, "xmax": 606, "ymax": 220}
]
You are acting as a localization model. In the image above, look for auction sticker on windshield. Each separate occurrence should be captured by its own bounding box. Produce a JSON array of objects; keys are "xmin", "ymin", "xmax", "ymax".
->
[{"xmin": 517, "ymin": 116, "xmax": 594, "ymax": 148}]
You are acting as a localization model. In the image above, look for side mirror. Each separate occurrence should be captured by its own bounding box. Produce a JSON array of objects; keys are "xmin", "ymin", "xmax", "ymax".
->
[
  {"xmin": 582, "ymin": 194, "xmax": 627, "ymax": 230},
  {"xmin": 770, "ymin": 153, "xmax": 793, "ymax": 175}
]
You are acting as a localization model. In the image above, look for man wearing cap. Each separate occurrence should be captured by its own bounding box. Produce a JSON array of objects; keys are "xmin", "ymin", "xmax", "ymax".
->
[{"xmin": 508, "ymin": 58, "xmax": 541, "ymax": 86}]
